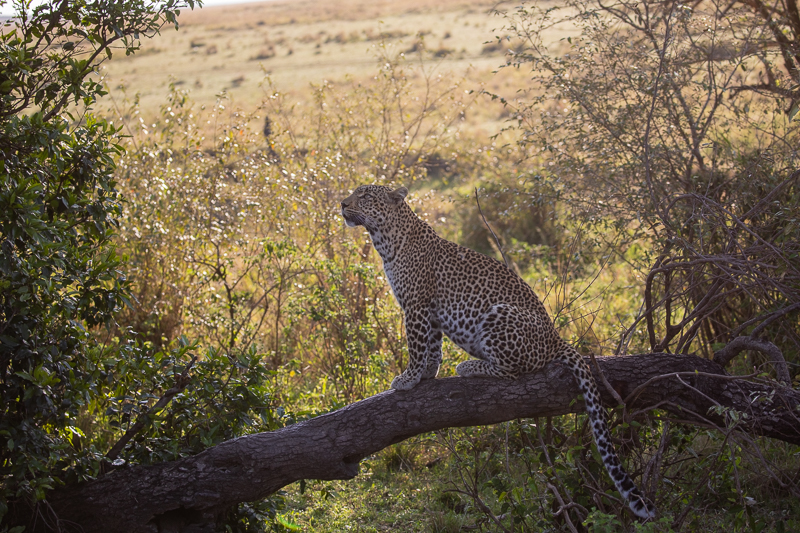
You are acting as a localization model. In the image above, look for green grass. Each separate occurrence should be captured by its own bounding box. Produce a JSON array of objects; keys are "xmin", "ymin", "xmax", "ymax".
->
[
  {"xmin": 270, "ymin": 421, "xmax": 800, "ymax": 533},
  {"xmin": 279, "ymin": 439, "xmax": 475, "ymax": 533}
]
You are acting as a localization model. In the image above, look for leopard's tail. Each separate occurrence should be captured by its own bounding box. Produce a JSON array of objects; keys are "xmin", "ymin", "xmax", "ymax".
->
[{"xmin": 556, "ymin": 344, "xmax": 656, "ymax": 520}]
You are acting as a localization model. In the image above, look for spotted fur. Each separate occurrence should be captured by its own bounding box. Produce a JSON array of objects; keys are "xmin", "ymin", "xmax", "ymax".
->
[{"xmin": 341, "ymin": 184, "xmax": 656, "ymax": 520}]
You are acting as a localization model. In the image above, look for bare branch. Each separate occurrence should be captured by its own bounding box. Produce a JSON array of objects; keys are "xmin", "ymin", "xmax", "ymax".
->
[
  {"xmin": 474, "ymin": 187, "xmax": 513, "ymax": 271},
  {"xmin": 713, "ymin": 335, "xmax": 792, "ymax": 384}
]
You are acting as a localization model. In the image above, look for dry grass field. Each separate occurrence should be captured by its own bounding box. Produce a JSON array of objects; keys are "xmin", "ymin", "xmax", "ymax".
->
[{"xmin": 97, "ymin": 0, "xmax": 577, "ymax": 132}]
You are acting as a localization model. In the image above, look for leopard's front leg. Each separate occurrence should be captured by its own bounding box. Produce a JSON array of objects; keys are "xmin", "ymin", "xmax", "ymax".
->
[
  {"xmin": 421, "ymin": 328, "xmax": 442, "ymax": 380},
  {"xmin": 391, "ymin": 307, "xmax": 439, "ymax": 390}
]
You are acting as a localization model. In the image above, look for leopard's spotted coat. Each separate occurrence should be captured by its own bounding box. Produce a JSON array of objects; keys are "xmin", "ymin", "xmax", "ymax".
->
[{"xmin": 341, "ymin": 184, "xmax": 656, "ymax": 519}]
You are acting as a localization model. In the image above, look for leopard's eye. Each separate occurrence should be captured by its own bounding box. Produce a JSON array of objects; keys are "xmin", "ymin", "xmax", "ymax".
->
[{"xmin": 362, "ymin": 193, "xmax": 374, "ymax": 201}]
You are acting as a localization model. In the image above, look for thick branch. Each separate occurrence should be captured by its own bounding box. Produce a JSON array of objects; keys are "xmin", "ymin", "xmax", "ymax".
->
[
  {"xmin": 713, "ymin": 335, "xmax": 792, "ymax": 384},
  {"xmin": 20, "ymin": 353, "xmax": 800, "ymax": 533}
]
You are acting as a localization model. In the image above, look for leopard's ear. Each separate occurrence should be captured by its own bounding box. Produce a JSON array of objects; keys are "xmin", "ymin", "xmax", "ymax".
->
[{"xmin": 388, "ymin": 186, "xmax": 408, "ymax": 205}]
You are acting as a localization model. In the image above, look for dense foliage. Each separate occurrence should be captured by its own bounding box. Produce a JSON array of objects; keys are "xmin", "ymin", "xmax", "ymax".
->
[{"xmin": 0, "ymin": 0, "xmax": 199, "ymax": 524}]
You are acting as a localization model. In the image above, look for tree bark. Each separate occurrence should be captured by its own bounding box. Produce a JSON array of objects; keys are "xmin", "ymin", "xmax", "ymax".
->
[{"xmin": 18, "ymin": 353, "xmax": 800, "ymax": 533}]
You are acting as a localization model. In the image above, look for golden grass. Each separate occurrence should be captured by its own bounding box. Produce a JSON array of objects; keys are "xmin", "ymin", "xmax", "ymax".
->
[
  {"xmin": 177, "ymin": 0, "xmax": 498, "ymax": 27},
  {"xmin": 96, "ymin": 0, "xmax": 577, "ymax": 130}
]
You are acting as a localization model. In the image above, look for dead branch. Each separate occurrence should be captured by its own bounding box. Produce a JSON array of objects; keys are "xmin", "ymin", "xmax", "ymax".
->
[{"xmin": 713, "ymin": 335, "xmax": 792, "ymax": 384}]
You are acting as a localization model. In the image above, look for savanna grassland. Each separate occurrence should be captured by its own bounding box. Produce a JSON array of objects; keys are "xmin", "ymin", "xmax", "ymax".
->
[
  {"xmin": 97, "ymin": 0, "xmax": 575, "ymax": 123},
  {"xmin": 2, "ymin": 0, "xmax": 798, "ymax": 531}
]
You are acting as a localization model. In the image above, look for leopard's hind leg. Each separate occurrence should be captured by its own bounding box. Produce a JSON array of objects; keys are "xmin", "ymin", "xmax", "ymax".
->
[
  {"xmin": 455, "ymin": 359, "xmax": 516, "ymax": 378},
  {"xmin": 455, "ymin": 304, "xmax": 551, "ymax": 378}
]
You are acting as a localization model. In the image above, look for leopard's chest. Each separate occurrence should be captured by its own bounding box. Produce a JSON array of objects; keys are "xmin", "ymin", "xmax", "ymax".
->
[
  {"xmin": 382, "ymin": 261, "xmax": 401, "ymax": 302},
  {"xmin": 382, "ymin": 259, "xmax": 426, "ymax": 310}
]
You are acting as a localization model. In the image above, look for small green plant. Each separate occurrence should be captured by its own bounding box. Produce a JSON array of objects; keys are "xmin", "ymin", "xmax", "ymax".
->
[{"xmin": 427, "ymin": 510, "xmax": 465, "ymax": 533}]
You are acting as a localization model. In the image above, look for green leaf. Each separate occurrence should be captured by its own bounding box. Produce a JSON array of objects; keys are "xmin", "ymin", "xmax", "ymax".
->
[
  {"xmin": 790, "ymin": 102, "xmax": 800, "ymax": 122},
  {"xmin": 275, "ymin": 514, "xmax": 302, "ymax": 531}
]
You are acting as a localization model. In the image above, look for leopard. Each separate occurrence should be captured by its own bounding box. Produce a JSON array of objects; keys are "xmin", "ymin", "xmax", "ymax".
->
[{"xmin": 341, "ymin": 184, "xmax": 656, "ymax": 520}]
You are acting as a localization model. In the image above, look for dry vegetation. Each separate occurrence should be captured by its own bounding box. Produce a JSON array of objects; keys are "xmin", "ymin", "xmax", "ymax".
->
[{"xmin": 97, "ymin": 0, "xmax": 576, "ymax": 128}]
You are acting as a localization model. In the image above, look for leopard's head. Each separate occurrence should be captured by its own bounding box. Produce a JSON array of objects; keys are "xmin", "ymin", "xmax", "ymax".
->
[{"xmin": 340, "ymin": 185, "xmax": 408, "ymax": 231}]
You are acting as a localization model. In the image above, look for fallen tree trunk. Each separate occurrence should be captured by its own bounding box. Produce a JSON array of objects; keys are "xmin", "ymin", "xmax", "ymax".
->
[{"xmin": 22, "ymin": 353, "xmax": 800, "ymax": 533}]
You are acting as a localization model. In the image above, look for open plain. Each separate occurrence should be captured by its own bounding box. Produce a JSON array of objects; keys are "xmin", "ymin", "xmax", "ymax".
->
[{"xmin": 97, "ymin": 0, "xmax": 575, "ymax": 132}]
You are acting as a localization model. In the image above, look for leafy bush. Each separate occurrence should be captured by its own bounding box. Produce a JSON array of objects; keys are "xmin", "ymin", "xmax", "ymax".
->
[{"xmin": 0, "ymin": 0, "xmax": 200, "ymax": 518}]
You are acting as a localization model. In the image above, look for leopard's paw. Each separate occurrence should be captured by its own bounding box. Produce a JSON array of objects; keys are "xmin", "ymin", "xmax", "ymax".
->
[
  {"xmin": 455, "ymin": 360, "xmax": 487, "ymax": 377},
  {"xmin": 390, "ymin": 373, "xmax": 420, "ymax": 390}
]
